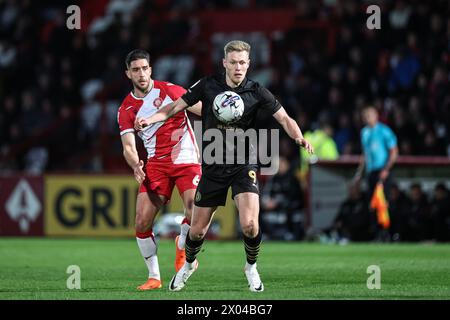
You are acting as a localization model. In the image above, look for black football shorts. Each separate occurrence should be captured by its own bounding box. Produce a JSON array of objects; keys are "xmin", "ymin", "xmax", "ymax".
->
[{"xmin": 194, "ymin": 165, "xmax": 259, "ymax": 207}]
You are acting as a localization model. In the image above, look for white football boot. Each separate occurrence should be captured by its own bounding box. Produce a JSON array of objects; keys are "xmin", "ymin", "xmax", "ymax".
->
[
  {"xmin": 244, "ymin": 263, "xmax": 264, "ymax": 292},
  {"xmin": 169, "ymin": 259, "xmax": 199, "ymax": 291}
]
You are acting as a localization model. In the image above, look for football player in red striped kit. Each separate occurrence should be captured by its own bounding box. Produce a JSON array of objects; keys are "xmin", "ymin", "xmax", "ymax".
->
[{"xmin": 117, "ymin": 49, "xmax": 202, "ymax": 290}]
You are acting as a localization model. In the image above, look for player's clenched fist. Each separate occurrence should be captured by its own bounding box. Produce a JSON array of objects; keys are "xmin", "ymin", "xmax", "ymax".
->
[{"xmin": 133, "ymin": 160, "xmax": 146, "ymax": 184}]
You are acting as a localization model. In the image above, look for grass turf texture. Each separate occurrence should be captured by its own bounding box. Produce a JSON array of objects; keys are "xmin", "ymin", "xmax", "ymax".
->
[{"xmin": 0, "ymin": 238, "xmax": 449, "ymax": 300}]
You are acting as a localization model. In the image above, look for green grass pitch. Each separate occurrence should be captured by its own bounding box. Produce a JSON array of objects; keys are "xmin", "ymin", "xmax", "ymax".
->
[{"xmin": 0, "ymin": 238, "xmax": 449, "ymax": 300}]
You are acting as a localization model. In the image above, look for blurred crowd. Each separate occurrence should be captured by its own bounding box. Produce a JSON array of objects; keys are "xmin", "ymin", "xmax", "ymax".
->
[
  {"xmin": 260, "ymin": 156, "xmax": 450, "ymax": 243},
  {"xmin": 1, "ymin": 0, "xmax": 450, "ymax": 173},
  {"xmin": 327, "ymin": 180, "xmax": 450, "ymax": 243}
]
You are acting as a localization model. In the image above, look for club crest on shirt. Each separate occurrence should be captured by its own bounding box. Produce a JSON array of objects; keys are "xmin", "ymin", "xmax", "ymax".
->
[{"xmin": 153, "ymin": 97, "xmax": 163, "ymax": 108}]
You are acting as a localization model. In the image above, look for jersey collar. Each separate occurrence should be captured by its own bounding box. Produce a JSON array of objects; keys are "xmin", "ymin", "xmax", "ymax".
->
[
  {"xmin": 130, "ymin": 79, "xmax": 155, "ymax": 100},
  {"xmin": 220, "ymin": 72, "xmax": 248, "ymax": 90}
]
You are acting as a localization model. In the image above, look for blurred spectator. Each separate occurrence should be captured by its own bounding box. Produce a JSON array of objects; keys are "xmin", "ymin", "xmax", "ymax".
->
[
  {"xmin": 0, "ymin": 41, "xmax": 16, "ymax": 67},
  {"xmin": 299, "ymin": 116, "xmax": 339, "ymax": 185},
  {"xmin": 388, "ymin": 46, "xmax": 420, "ymax": 93},
  {"xmin": 388, "ymin": 183, "xmax": 410, "ymax": 242},
  {"xmin": 79, "ymin": 98, "xmax": 102, "ymax": 148},
  {"xmin": 261, "ymin": 156, "xmax": 304, "ymax": 240},
  {"xmin": 331, "ymin": 183, "xmax": 373, "ymax": 242},
  {"xmin": 403, "ymin": 183, "xmax": 432, "ymax": 242},
  {"xmin": 334, "ymin": 113, "xmax": 354, "ymax": 154},
  {"xmin": 24, "ymin": 146, "xmax": 49, "ymax": 175},
  {"xmin": 422, "ymin": 130, "xmax": 443, "ymax": 155},
  {"xmin": 430, "ymin": 183, "xmax": 450, "ymax": 242}
]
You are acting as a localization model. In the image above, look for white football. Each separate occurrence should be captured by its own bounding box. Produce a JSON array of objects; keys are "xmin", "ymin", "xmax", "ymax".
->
[{"xmin": 212, "ymin": 91, "xmax": 244, "ymax": 124}]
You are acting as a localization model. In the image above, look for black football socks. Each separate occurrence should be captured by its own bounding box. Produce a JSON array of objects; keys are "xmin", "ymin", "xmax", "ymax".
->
[
  {"xmin": 185, "ymin": 231, "xmax": 204, "ymax": 263},
  {"xmin": 243, "ymin": 229, "xmax": 262, "ymax": 265}
]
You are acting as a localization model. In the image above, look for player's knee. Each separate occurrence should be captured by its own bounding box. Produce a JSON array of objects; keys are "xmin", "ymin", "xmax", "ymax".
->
[
  {"xmin": 189, "ymin": 229, "xmax": 206, "ymax": 241},
  {"xmin": 242, "ymin": 221, "xmax": 258, "ymax": 238},
  {"xmin": 190, "ymin": 233, "xmax": 205, "ymax": 241}
]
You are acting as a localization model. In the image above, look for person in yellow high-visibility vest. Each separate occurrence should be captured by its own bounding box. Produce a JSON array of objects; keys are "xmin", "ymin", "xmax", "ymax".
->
[{"xmin": 298, "ymin": 121, "xmax": 339, "ymax": 185}]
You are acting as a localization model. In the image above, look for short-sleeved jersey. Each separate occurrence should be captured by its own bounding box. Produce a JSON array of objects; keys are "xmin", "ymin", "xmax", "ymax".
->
[
  {"xmin": 182, "ymin": 73, "xmax": 281, "ymax": 173},
  {"xmin": 361, "ymin": 122, "xmax": 397, "ymax": 173},
  {"xmin": 117, "ymin": 80, "xmax": 199, "ymax": 164}
]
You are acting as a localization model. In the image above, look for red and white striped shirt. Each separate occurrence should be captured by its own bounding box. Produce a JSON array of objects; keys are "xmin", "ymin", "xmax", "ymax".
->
[{"xmin": 117, "ymin": 80, "xmax": 199, "ymax": 164}]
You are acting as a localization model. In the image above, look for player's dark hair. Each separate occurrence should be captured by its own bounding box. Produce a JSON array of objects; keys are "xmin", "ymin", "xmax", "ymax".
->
[{"xmin": 125, "ymin": 49, "xmax": 150, "ymax": 69}]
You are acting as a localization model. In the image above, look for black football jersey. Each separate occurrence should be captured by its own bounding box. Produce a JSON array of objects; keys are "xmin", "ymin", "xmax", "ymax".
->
[{"xmin": 181, "ymin": 73, "xmax": 281, "ymax": 173}]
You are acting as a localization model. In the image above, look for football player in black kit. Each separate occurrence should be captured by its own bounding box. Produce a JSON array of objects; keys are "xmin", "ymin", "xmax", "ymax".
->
[{"xmin": 135, "ymin": 40, "xmax": 313, "ymax": 292}]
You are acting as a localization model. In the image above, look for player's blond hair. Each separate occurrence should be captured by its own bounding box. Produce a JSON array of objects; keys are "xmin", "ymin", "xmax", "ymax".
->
[{"xmin": 224, "ymin": 40, "xmax": 251, "ymax": 57}]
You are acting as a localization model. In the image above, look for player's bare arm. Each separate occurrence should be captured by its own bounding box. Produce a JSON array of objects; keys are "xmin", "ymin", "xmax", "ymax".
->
[
  {"xmin": 187, "ymin": 101, "xmax": 202, "ymax": 117},
  {"xmin": 134, "ymin": 97, "xmax": 190, "ymax": 130},
  {"xmin": 273, "ymin": 107, "xmax": 314, "ymax": 154},
  {"xmin": 120, "ymin": 132, "xmax": 145, "ymax": 184}
]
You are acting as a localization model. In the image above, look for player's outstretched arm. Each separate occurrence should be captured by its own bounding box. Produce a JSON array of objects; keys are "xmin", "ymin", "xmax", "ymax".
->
[
  {"xmin": 134, "ymin": 97, "xmax": 189, "ymax": 130},
  {"xmin": 273, "ymin": 107, "xmax": 314, "ymax": 154}
]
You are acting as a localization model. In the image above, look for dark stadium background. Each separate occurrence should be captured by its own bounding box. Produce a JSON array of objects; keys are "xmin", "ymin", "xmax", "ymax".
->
[{"xmin": 1, "ymin": 0, "xmax": 449, "ymax": 241}]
